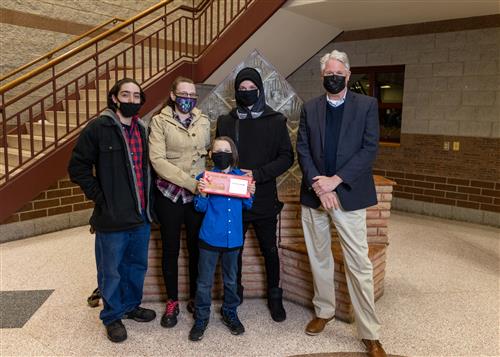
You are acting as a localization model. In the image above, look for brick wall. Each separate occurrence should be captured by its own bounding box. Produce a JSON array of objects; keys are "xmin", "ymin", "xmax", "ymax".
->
[
  {"xmin": 287, "ymin": 23, "xmax": 500, "ymax": 224},
  {"xmin": 374, "ymin": 134, "xmax": 500, "ymax": 213},
  {"xmin": 1, "ymin": 176, "xmax": 94, "ymax": 225}
]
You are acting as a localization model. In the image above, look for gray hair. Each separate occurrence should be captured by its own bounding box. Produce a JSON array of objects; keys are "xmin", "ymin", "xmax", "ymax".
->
[{"xmin": 320, "ymin": 50, "xmax": 350, "ymax": 72}]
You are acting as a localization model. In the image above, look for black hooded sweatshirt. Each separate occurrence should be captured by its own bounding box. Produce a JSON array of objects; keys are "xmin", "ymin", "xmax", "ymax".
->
[{"xmin": 216, "ymin": 105, "xmax": 294, "ymax": 221}]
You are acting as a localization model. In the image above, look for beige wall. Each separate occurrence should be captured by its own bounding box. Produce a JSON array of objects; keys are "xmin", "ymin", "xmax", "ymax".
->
[
  {"xmin": 0, "ymin": 0, "xmax": 195, "ymax": 74},
  {"xmin": 288, "ymin": 27, "xmax": 500, "ymax": 138}
]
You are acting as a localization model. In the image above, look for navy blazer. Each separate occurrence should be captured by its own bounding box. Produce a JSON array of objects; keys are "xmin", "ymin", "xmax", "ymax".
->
[{"xmin": 296, "ymin": 91, "xmax": 379, "ymax": 211}]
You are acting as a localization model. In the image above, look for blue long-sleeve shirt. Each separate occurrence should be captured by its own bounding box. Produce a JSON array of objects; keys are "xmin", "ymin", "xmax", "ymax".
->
[{"xmin": 194, "ymin": 168, "xmax": 253, "ymax": 250}]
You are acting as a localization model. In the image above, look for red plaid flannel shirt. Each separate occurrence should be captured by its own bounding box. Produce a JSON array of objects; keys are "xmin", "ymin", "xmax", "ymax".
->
[{"xmin": 122, "ymin": 117, "xmax": 145, "ymax": 209}]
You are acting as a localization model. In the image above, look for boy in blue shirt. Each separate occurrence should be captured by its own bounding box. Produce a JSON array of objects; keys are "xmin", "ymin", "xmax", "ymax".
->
[{"xmin": 189, "ymin": 136, "xmax": 255, "ymax": 341}]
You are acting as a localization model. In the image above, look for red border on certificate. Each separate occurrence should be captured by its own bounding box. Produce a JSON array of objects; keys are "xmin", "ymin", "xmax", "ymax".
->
[{"xmin": 200, "ymin": 171, "xmax": 252, "ymax": 198}]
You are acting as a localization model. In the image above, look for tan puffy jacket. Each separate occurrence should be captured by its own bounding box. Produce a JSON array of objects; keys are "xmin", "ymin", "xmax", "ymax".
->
[{"xmin": 149, "ymin": 106, "xmax": 211, "ymax": 193}]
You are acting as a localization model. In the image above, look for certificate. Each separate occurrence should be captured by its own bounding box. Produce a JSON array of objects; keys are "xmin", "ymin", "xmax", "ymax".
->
[{"xmin": 201, "ymin": 171, "xmax": 252, "ymax": 198}]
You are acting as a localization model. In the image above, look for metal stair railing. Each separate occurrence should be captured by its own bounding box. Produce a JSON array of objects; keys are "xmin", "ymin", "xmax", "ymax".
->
[{"xmin": 0, "ymin": 0, "xmax": 255, "ymax": 185}]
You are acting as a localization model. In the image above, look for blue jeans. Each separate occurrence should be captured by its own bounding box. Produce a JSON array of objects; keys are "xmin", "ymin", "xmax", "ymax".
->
[
  {"xmin": 95, "ymin": 216, "xmax": 150, "ymax": 325},
  {"xmin": 195, "ymin": 248, "xmax": 240, "ymax": 321}
]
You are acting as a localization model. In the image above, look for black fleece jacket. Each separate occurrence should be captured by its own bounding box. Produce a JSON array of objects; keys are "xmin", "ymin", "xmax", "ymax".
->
[{"xmin": 216, "ymin": 106, "xmax": 294, "ymax": 221}]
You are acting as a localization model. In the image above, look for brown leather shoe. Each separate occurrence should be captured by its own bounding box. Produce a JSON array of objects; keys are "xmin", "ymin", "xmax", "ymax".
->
[
  {"xmin": 362, "ymin": 339, "xmax": 387, "ymax": 357},
  {"xmin": 305, "ymin": 316, "xmax": 334, "ymax": 335}
]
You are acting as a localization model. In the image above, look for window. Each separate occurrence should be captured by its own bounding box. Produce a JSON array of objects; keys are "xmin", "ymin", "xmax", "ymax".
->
[{"xmin": 349, "ymin": 65, "xmax": 405, "ymax": 144}]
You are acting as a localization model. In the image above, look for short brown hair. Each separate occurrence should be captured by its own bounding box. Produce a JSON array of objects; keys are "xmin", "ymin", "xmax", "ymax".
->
[{"xmin": 213, "ymin": 136, "xmax": 239, "ymax": 168}]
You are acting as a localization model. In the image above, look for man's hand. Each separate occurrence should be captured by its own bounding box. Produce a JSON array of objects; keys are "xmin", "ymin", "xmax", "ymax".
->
[
  {"xmin": 319, "ymin": 191, "xmax": 340, "ymax": 210},
  {"xmin": 248, "ymin": 180, "xmax": 256, "ymax": 195},
  {"xmin": 312, "ymin": 175, "xmax": 343, "ymax": 196}
]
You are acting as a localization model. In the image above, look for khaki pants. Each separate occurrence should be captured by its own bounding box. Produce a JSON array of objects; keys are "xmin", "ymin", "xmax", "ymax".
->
[{"xmin": 301, "ymin": 204, "xmax": 381, "ymax": 340}]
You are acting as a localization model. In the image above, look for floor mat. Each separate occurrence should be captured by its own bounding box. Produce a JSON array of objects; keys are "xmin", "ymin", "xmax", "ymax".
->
[{"xmin": 0, "ymin": 290, "xmax": 54, "ymax": 328}]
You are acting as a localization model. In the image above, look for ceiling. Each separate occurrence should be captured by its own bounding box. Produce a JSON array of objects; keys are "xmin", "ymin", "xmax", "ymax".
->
[{"xmin": 283, "ymin": 0, "xmax": 500, "ymax": 30}]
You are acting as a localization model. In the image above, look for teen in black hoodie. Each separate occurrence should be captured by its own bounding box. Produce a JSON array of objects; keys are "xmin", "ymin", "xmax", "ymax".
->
[{"xmin": 216, "ymin": 67, "xmax": 294, "ymax": 322}]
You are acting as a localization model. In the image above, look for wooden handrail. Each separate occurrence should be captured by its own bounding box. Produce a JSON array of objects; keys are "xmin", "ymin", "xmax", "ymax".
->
[
  {"xmin": 0, "ymin": 17, "xmax": 125, "ymax": 83},
  {"xmin": 0, "ymin": 0, "xmax": 210, "ymax": 94}
]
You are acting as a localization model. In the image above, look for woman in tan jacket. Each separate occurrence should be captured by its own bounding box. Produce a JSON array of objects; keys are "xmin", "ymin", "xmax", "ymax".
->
[{"xmin": 149, "ymin": 77, "xmax": 210, "ymax": 328}]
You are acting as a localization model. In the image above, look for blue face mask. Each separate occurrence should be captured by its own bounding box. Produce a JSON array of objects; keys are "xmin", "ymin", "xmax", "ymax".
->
[{"xmin": 175, "ymin": 96, "xmax": 197, "ymax": 114}]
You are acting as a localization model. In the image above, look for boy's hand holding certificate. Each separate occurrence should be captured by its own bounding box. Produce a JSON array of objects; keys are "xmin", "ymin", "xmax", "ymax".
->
[{"xmin": 200, "ymin": 171, "xmax": 253, "ymax": 198}]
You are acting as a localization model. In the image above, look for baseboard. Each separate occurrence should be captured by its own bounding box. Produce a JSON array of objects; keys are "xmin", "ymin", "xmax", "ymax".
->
[
  {"xmin": 392, "ymin": 197, "xmax": 500, "ymax": 227},
  {"xmin": 0, "ymin": 209, "xmax": 92, "ymax": 244}
]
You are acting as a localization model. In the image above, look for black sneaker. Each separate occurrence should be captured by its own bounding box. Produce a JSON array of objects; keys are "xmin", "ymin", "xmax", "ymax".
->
[
  {"xmin": 160, "ymin": 300, "xmax": 179, "ymax": 328},
  {"xmin": 221, "ymin": 308, "xmax": 245, "ymax": 335},
  {"xmin": 123, "ymin": 306, "xmax": 156, "ymax": 322},
  {"xmin": 105, "ymin": 320, "xmax": 127, "ymax": 343},
  {"xmin": 188, "ymin": 319, "xmax": 208, "ymax": 341}
]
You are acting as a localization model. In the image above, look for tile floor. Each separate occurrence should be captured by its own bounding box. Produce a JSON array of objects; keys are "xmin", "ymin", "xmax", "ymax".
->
[{"xmin": 1, "ymin": 212, "xmax": 499, "ymax": 357}]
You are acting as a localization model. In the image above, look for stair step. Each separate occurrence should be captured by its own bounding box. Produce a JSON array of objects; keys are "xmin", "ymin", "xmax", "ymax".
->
[
  {"xmin": 0, "ymin": 147, "xmax": 33, "ymax": 166},
  {"xmin": 28, "ymin": 121, "xmax": 77, "ymax": 138},
  {"xmin": 64, "ymin": 99, "xmax": 106, "ymax": 112},
  {"xmin": 7, "ymin": 134, "xmax": 55, "ymax": 151},
  {"xmin": 78, "ymin": 89, "xmax": 108, "ymax": 101},
  {"xmin": 108, "ymin": 70, "xmax": 144, "ymax": 82},
  {"xmin": 45, "ymin": 110, "xmax": 99, "ymax": 124}
]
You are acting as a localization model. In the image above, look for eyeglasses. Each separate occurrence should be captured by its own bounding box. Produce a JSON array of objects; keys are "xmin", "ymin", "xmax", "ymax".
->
[{"xmin": 175, "ymin": 91, "xmax": 198, "ymax": 99}]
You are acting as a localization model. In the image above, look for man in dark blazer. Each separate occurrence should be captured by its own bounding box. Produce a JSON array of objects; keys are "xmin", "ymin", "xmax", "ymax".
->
[{"xmin": 296, "ymin": 50, "xmax": 387, "ymax": 357}]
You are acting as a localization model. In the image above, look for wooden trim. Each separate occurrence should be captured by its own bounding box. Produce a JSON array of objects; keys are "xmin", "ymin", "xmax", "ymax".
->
[{"xmin": 335, "ymin": 14, "xmax": 500, "ymax": 42}]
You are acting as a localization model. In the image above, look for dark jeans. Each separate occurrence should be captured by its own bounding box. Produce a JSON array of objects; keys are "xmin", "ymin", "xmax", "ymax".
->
[
  {"xmin": 195, "ymin": 248, "xmax": 240, "ymax": 321},
  {"xmin": 95, "ymin": 213, "xmax": 150, "ymax": 325},
  {"xmin": 154, "ymin": 189, "xmax": 203, "ymax": 300},
  {"xmin": 238, "ymin": 216, "xmax": 280, "ymax": 290}
]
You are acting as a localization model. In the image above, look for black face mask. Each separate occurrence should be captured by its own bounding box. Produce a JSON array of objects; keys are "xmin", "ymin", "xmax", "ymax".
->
[
  {"xmin": 235, "ymin": 89, "xmax": 259, "ymax": 107},
  {"xmin": 117, "ymin": 100, "xmax": 141, "ymax": 117},
  {"xmin": 212, "ymin": 152, "xmax": 234, "ymax": 170},
  {"xmin": 323, "ymin": 75, "xmax": 346, "ymax": 95}
]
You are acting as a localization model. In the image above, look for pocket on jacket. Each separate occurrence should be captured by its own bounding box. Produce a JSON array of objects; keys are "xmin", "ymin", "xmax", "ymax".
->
[
  {"xmin": 166, "ymin": 152, "xmax": 182, "ymax": 159},
  {"xmin": 99, "ymin": 143, "xmax": 123, "ymax": 166}
]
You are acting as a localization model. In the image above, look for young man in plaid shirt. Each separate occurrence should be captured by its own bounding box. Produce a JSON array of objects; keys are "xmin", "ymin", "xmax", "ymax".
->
[{"xmin": 69, "ymin": 78, "xmax": 155, "ymax": 343}]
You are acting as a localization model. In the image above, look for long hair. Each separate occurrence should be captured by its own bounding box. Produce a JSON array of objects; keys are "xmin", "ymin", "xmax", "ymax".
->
[
  {"xmin": 107, "ymin": 78, "xmax": 145, "ymax": 112},
  {"xmin": 213, "ymin": 136, "xmax": 239, "ymax": 168}
]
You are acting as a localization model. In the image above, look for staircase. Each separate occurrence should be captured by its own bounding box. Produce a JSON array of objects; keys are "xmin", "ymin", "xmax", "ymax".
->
[{"xmin": 0, "ymin": 0, "xmax": 286, "ymax": 222}]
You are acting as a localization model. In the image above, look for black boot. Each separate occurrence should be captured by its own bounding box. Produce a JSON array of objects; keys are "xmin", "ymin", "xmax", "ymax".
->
[
  {"xmin": 267, "ymin": 287, "xmax": 286, "ymax": 322},
  {"xmin": 87, "ymin": 288, "xmax": 101, "ymax": 308}
]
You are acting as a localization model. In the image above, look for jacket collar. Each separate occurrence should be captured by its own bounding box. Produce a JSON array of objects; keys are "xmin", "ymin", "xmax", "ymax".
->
[
  {"xmin": 338, "ymin": 90, "xmax": 356, "ymax": 148},
  {"xmin": 160, "ymin": 105, "xmax": 203, "ymax": 128},
  {"xmin": 100, "ymin": 108, "xmax": 146, "ymax": 130}
]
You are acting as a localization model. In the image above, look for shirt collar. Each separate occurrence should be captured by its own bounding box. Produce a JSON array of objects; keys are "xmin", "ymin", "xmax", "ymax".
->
[{"xmin": 326, "ymin": 90, "xmax": 347, "ymax": 108}]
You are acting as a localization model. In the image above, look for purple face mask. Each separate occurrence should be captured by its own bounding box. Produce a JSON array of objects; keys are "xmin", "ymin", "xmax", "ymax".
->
[{"xmin": 175, "ymin": 96, "xmax": 197, "ymax": 114}]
